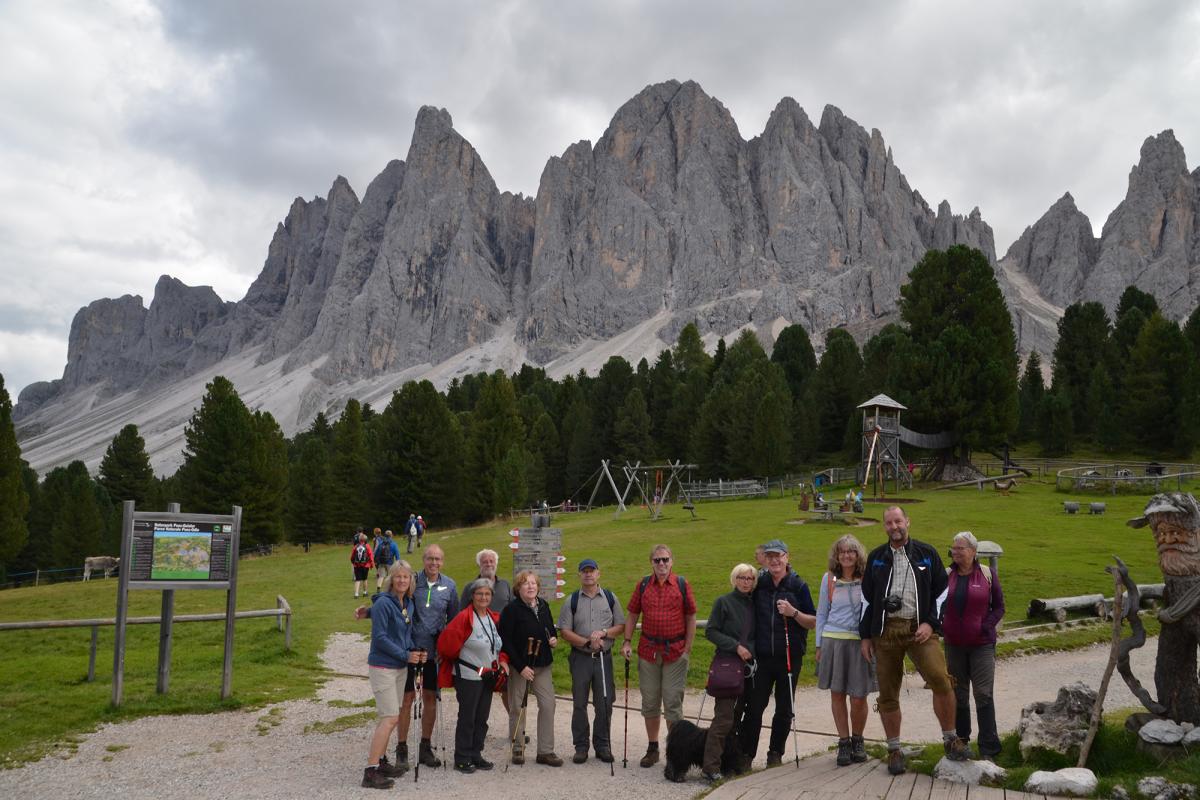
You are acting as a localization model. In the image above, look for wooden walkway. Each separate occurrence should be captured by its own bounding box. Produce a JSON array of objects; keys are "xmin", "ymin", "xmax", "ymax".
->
[{"xmin": 706, "ymin": 753, "xmax": 1049, "ymax": 800}]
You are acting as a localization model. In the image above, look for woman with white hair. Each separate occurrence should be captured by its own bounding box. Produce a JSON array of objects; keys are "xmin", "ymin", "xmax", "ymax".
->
[
  {"xmin": 701, "ymin": 563, "xmax": 758, "ymax": 782},
  {"xmin": 941, "ymin": 531, "xmax": 1005, "ymax": 760}
]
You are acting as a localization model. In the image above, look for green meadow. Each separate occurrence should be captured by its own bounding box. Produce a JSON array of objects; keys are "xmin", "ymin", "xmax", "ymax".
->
[{"xmin": 0, "ymin": 478, "xmax": 1174, "ymax": 767}]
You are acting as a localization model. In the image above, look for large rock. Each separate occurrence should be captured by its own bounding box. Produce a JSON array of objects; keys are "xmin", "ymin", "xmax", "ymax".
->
[
  {"xmin": 1017, "ymin": 682, "xmax": 1096, "ymax": 758},
  {"xmin": 1025, "ymin": 768, "xmax": 1098, "ymax": 796},
  {"xmin": 1138, "ymin": 777, "xmax": 1197, "ymax": 800},
  {"xmin": 933, "ymin": 756, "xmax": 1007, "ymax": 785},
  {"xmin": 1139, "ymin": 718, "xmax": 1187, "ymax": 744}
]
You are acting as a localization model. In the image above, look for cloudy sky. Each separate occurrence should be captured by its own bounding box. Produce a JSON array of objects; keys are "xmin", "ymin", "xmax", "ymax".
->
[{"xmin": 2, "ymin": 0, "xmax": 1198, "ymax": 398}]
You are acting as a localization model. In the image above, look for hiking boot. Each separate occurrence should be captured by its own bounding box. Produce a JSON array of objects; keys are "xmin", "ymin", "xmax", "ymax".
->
[
  {"xmin": 511, "ymin": 749, "xmax": 525, "ymax": 765},
  {"xmin": 472, "ymin": 757, "xmax": 494, "ymax": 771},
  {"xmin": 361, "ymin": 766, "xmax": 395, "ymax": 789},
  {"xmin": 535, "ymin": 752, "xmax": 563, "ymax": 766},
  {"xmin": 702, "ymin": 770, "xmax": 723, "ymax": 783},
  {"xmin": 944, "ymin": 736, "xmax": 970, "ymax": 762},
  {"xmin": 572, "ymin": 749, "xmax": 588, "ymax": 764},
  {"xmin": 395, "ymin": 742, "xmax": 409, "ymax": 769},
  {"xmin": 887, "ymin": 748, "xmax": 906, "ymax": 775},
  {"xmin": 850, "ymin": 735, "xmax": 868, "ymax": 763},
  {"xmin": 836, "ymin": 737, "xmax": 852, "ymax": 766},
  {"xmin": 595, "ymin": 748, "xmax": 614, "ymax": 763},
  {"xmin": 419, "ymin": 741, "xmax": 442, "ymax": 768},
  {"xmin": 454, "ymin": 761, "xmax": 476, "ymax": 774},
  {"xmin": 376, "ymin": 754, "xmax": 407, "ymax": 778},
  {"xmin": 766, "ymin": 750, "xmax": 783, "ymax": 768},
  {"xmin": 639, "ymin": 747, "xmax": 659, "ymax": 767}
]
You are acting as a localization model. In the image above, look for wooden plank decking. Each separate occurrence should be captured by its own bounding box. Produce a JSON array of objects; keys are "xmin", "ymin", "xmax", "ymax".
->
[{"xmin": 705, "ymin": 753, "xmax": 1050, "ymax": 800}]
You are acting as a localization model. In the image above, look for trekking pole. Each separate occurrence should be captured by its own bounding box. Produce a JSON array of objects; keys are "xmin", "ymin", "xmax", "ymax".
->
[
  {"xmin": 413, "ymin": 654, "xmax": 425, "ymax": 783},
  {"xmin": 504, "ymin": 638, "xmax": 536, "ymax": 773},
  {"xmin": 435, "ymin": 662, "xmax": 447, "ymax": 771},
  {"xmin": 598, "ymin": 650, "xmax": 614, "ymax": 777},
  {"xmin": 695, "ymin": 686, "xmax": 707, "ymax": 725},
  {"xmin": 783, "ymin": 621, "xmax": 799, "ymax": 769},
  {"xmin": 622, "ymin": 656, "xmax": 630, "ymax": 769}
]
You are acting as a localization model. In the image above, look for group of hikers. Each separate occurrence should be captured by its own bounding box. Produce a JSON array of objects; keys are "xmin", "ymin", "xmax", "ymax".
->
[
  {"xmin": 351, "ymin": 505, "xmax": 1006, "ymax": 789},
  {"xmin": 349, "ymin": 518, "xmax": 427, "ymax": 597}
]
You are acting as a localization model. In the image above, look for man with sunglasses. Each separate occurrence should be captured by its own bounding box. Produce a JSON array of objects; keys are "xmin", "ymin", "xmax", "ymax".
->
[{"xmin": 621, "ymin": 544, "xmax": 696, "ymax": 768}]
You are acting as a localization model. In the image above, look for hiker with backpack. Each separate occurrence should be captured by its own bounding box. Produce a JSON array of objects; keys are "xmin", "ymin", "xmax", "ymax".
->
[
  {"xmin": 351, "ymin": 531, "xmax": 375, "ymax": 598},
  {"xmin": 557, "ymin": 558, "xmax": 624, "ymax": 765},
  {"xmin": 416, "ymin": 515, "xmax": 426, "ymax": 547},
  {"xmin": 374, "ymin": 530, "xmax": 400, "ymax": 590},
  {"xmin": 941, "ymin": 531, "xmax": 1005, "ymax": 760},
  {"xmin": 620, "ymin": 544, "xmax": 697, "ymax": 768},
  {"xmin": 814, "ymin": 534, "xmax": 875, "ymax": 767},
  {"xmin": 404, "ymin": 514, "xmax": 418, "ymax": 554}
]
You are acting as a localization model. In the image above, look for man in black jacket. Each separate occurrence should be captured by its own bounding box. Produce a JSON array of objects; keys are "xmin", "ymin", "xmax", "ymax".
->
[
  {"xmin": 860, "ymin": 506, "xmax": 968, "ymax": 774},
  {"xmin": 738, "ymin": 539, "xmax": 815, "ymax": 768}
]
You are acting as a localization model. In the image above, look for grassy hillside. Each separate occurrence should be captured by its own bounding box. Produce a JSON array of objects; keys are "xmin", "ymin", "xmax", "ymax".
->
[{"xmin": 0, "ymin": 478, "xmax": 1171, "ymax": 766}]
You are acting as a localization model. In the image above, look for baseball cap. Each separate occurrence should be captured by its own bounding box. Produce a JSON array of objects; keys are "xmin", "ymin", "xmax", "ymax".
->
[
  {"xmin": 763, "ymin": 539, "xmax": 789, "ymax": 554},
  {"xmin": 578, "ymin": 558, "xmax": 599, "ymax": 571}
]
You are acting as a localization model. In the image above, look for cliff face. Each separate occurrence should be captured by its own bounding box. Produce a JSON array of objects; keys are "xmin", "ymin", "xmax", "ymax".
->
[{"xmin": 16, "ymin": 82, "xmax": 1197, "ymax": 467}]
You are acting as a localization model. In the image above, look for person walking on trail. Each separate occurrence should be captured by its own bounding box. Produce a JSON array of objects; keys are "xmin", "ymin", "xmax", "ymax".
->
[
  {"xmin": 373, "ymin": 529, "xmax": 399, "ymax": 590},
  {"xmin": 941, "ymin": 531, "xmax": 1005, "ymax": 760},
  {"xmin": 739, "ymin": 539, "xmax": 815, "ymax": 769},
  {"xmin": 360, "ymin": 562, "xmax": 421, "ymax": 789},
  {"xmin": 371, "ymin": 528, "xmax": 388, "ymax": 587},
  {"xmin": 404, "ymin": 514, "xmax": 418, "ymax": 554},
  {"xmin": 620, "ymin": 544, "xmax": 697, "ymax": 768},
  {"xmin": 351, "ymin": 532, "xmax": 375, "ymax": 598},
  {"xmin": 416, "ymin": 515, "xmax": 426, "ymax": 548},
  {"xmin": 400, "ymin": 545, "xmax": 458, "ymax": 769},
  {"xmin": 860, "ymin": 506, "xmax": 969, "ymax": 775},
  {"xmin": 815, "ymin": 534, "xmax": 876, "ymax": 767},
  {"xmin": 557, "ymin": 558, "xmax": 624, "ymax": 765},
  {"xmin": 703, "ymin": 563, "xmax": 758, "ymax": 783}
]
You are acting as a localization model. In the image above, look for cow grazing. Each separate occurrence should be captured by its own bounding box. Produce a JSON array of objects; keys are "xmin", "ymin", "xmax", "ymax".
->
[{"xmin": 83, "ymin": 556, "xmax": 120, "ymax": 581}]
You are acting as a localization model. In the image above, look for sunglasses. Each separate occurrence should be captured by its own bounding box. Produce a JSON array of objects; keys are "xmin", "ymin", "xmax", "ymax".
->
[{"xmin": 652, "ymin": 557, "xmax": 671, "ymax": 564}]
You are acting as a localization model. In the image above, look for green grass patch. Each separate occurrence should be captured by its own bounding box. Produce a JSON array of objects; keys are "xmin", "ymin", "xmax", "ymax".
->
[
  {"xmin": 104, "ymin": 744, "xmax": 130, "ymax": 753},
  {"xmin": 0, "ymin": 479, "xmax": 1170, "ymax": 765},
  {"xmin": 303, "ymin": 711, "xmax": 375, "ymax": 735},
  {"xmin": 327, "ymin": 698, "xmax": 375, "ymax": 708}
]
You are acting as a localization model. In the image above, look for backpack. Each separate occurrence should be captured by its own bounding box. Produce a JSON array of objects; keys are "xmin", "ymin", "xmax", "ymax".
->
[
  {"xmin": 636, "ymin": 574, "xmax": 688, "ymax": 603},
  {"xmin": 374, "ymin": 540, "xmax": 394, "ymax": 566},
  {"xmin": 352, "ymin": 543, "xmax": 370, "ymax": 567},
  {"xmin": 570, "ymin": 587, "xmax": 617, "ymax": 616}
]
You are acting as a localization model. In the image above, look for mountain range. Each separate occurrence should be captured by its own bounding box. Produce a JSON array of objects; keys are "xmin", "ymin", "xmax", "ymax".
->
[{"xmin": 13, "ymin": 80, "xmax": 1200, "ymax": 475}]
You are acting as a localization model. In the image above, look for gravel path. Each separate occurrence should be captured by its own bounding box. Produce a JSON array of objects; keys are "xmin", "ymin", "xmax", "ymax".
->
[{"xmin": 0, "ymin": 633, "xmax": 1159, "ymax": 799}]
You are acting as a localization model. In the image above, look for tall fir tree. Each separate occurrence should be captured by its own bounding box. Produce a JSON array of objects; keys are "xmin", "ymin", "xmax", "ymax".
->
[
  {"xmin": 770, "ymin": 323, "xmax": 817, "ymax": 399},
  {"xmin": 1038, "ymin": 389, "xmax": 1074, "ymax": 457},
  {"xmin": 1051, "ymin": 301, "xmax": 1111, "ymax": 435},
  {"xmin": 98, "ymin": 424, "xmax": 154, "ymax": 506},
  {"xmin": 463, "ymin": 371, "xmax": 525, "ymax": 520},
  {"xmin": 329, "ymin": 399, "xmax": 372, "ymax": 535},
  {"xmin": 560, "ymin": 397, "xmax": 596, "ymax": 501},
  {"xmin": 613, "ymin": 388, "xmax": 654, "ymax": 464},
  {"xmin": 526, "ymin": 412, "xmax": 562, "ymax": 504},
  {"xmin": 811, "ymin": 328, "xmax": 864, "ymax": 454},
  {"xmin": 1120, "ymin": 313, "xmax": 1195, "ymax": 456},
  {"xmin": 177, "ymin": 376, "xmax": 257, "ymax": 516},
  {"xmin": 1016, "ymin": 352, "xmax": 1046, "ymax": 443},
  {"xmin": 50, "ymin": 461, "xmax": 105, "ymax": 565},
  {"xmin": 288, "ymin": 436, "xmax": 333, "ymax": 543},
  {"xmin": 242, "ymin": 410, "xmax": 288, "ymax": 547},
  {"xmin": 0, "ymin": 374, "xmax": 29, "ymax": 565}
]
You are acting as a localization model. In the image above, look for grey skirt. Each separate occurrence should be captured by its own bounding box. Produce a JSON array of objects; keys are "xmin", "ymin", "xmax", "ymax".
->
[{"xmin": 816, "ymin": 637, "xmax": 878, "ymax": 697}]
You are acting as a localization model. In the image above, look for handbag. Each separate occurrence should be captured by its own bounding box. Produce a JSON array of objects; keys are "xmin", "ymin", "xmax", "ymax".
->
[{"xmin": 705, "ymin": 598, "xmax": 754, "ymax": 698}]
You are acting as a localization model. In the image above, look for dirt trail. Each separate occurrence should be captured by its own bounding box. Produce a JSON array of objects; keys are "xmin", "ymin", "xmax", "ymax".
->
[{"xmin": 0, "ymin": 634, "xmax": 1159, "ymax": 799}]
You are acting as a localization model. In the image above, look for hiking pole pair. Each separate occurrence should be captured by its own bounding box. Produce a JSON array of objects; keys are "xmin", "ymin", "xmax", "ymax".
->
[
  {"xmin": 783, "ymin": 620, "xmax": 800, "ymax": 769},
  {"xmin": 598, "ymin": 650, "xmax": 614, "ymax": 777},
  {"xmin": 413, "ymin": 651, "xmax": 425, "ymax": 783}
]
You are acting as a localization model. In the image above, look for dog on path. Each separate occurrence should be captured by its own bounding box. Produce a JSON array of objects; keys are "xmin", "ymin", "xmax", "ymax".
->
[
  {"xmin": 663, "ymin": 719, "xmax": 744, "ymax": 782},
  {"xmin": 83, "ymin": 556, "xmax": 120, "ymax": 581}
]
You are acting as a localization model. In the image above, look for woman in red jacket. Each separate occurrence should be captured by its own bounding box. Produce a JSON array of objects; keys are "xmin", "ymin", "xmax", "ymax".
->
[
  {"xmin": 438, "ymin": 579, "xmax": 509, "ymax": 773},
  {"xmin": 941, "ymin": 531, "xmax": 1005, "ymax": 760}
]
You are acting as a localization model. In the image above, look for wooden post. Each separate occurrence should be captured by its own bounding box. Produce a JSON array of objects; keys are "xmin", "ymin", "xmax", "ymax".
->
[
  {"xmin": 88, "ymin": 626, "xmax": 98, "ymax": 682},
  {"xmin": 157, "ymin": 501, "xmax": 180, "ymax": 694},
  {"xmin": 1078, "ymin": 567, "xmax": 1123, "ymax": 767},
  {"xmin": 35, "ymin": 570, "xmax": 39, "ymax": 587},
  {"xmin": 220, "ymin": 505, "xmax": 242, "ymax": 700}
]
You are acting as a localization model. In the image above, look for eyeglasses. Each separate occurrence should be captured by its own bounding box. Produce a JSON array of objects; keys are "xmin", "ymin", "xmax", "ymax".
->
[
  {"xmin": 652, "ymin": 557, "xmax": 670, "ymax": 564},
  {"xmin": 735, "ymin": 575, "xmax": 756, "ymax": 581}
]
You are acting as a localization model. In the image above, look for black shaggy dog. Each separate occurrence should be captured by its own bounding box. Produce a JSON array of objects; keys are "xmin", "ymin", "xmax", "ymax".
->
[{"xmin": 663, "ymin": 719, "xmax": 744, "ymax": 782}]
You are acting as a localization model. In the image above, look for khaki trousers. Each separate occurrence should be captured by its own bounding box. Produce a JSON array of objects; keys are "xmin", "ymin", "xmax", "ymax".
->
[{"xmin": 508, "ymin": 665, "xmax": 556, "ymax": 754}]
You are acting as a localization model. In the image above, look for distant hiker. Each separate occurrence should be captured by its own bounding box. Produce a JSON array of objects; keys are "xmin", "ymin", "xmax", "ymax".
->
[
  {"xmin": 372, "ymin": 527, "xmax": 387, "ymax": 585},
  {"xmin": 416, "ymin": 515, "xmax": 426, "ymax": 547},
  {"xmin": 405, "ymin": 514, "xmax": 418, "ymax": 554},
  {"xmin": 374, "ymin": 529, "xmax": 399, "ymax": 590},
  {"xmin": 351, "ymin": 532, "xmax": 374, "ymax": 598}
]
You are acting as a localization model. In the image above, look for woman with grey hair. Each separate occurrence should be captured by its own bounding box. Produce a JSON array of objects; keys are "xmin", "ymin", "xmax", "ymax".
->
[
  {"xmin": 941, "ymin": 531, "xmax": 1005, "ymax": 759},
  {"xmin": 437, "ymin": 578, "xmax": 509, "ymax": 773},
  {"xmin": 815, "ymin": 534, "xmax": 875, "ymax": 766}
]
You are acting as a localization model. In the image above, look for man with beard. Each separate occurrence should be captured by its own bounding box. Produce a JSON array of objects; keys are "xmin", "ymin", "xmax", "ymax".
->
[{"xmin": 1128, "ymin": 493, "xmax": 1200, "ymax": 723}]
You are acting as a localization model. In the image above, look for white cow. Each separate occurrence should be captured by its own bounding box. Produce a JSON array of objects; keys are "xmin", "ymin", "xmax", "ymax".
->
[{"xmin": 83, "ymin": 556, "xmax": 120, "ymax": 581}]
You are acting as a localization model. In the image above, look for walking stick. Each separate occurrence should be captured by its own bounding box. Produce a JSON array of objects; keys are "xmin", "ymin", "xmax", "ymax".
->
[
  {"xmin": 622, "ymin": 656, "xmax": 630, "ymax": 769},
  {"xmin": 504, "ymin": 638, "xmax": 538, "ymax": 773},
  {"xmin": 598, "ymin": 651, "xmax": 614, "ymax": 777},
  {"xmin": 435, "ymin": 666, "xmax": 447, "ymax": 771},
  {"xmin": 783, "ymin": 620, "xmax": 799, "ymax": 769},
  {"xmin": 413, "ymin": 653, "xmax": 425, "ymax": 783}
]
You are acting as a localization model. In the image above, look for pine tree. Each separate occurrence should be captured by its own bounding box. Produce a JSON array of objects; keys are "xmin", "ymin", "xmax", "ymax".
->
[
  {"xmin": 645, "ymin": 350, "xmax": 678, "ymax": 456},
  {"xmin": 527, "ymin": 412, "xmax": 562, "ymax": 504},
  {"xmin": 770, "ymin": 324, "xmax": 817, "ymax": 399},
  {"xmin": 591, "ymin": 357, "xmax": 634, "ymax": 460},
  {"xmin": 0, "ymin": 374, "xmax": 29, "ymax": 565},
  {"xmin": 1038, "ymin": 390, "xmax": 1074, "ymax": 457},
  {"xmin": 98, "ymin": 424, "xmax": 154, "ymax": 506},
  {"xmin": 463, "ymin": 371, "xmax": 525, "ymax": 520},
  {"xmin": 50, "ymin": 461, "xmax": 105, "ymax": 565},
  {"xmin": 329, "ymin": 399, "xmax": 372, "ymax": 536},
  {"xmin": 560, "ymin": 398, "xmax": 596, "ymax": 500},
  {"xmin": 811, "ymin": 328, "xmax": 864, "ymax": 454},
  {"xmin": 492, "ymin": 446, "xmax": 530, "ymax": 511},
  {"xmin": 1121, "ymin": 313, "xmax": 1193, "ymax": 455},
  {"xmin": 614, "ymin": 388, "xmax": 654, "ymax": 464},
  {"xmin": 1051, "ymin": 301, "xmax": 1111, "ymax": 434},
  {"xmin": 288, "ymin": 436, "xmax": 333, "ymax": 543},
  {"xmin": 673, "ymin": 322, "xmax": 712, "ymax": 375},
  {"xmin": 1016, "ymin": 352, "xmax": 1046, "ymax": 443},
  {"xmin": 241, "ymin": 410, "xmax": 288, "ymax": 547},
  {"xmin": 177, "ymin": 376, "xmax": 257, "ymax": 516}
]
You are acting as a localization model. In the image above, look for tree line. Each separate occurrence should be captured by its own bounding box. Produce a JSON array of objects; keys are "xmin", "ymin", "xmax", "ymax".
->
[{"xmin": 2, "ymin": 245, "xmax": 1196, "ymax": 576}]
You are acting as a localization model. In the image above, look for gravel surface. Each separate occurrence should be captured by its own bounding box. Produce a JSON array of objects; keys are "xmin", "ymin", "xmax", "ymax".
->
[{"xmin": 0, "ymin": 633, "xmax": 1160, "ymax": 799}]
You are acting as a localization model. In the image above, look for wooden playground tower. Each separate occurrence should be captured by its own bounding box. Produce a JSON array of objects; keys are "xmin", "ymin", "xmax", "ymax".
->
[{"xmin": 858, "ymin": 394, "xmax": 912, "ymax": 495}]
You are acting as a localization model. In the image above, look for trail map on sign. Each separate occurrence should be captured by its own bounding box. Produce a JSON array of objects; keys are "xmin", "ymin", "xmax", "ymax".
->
[{"xmin": 151, "ymin": 529, "xmax": 214, "ymax": 580}]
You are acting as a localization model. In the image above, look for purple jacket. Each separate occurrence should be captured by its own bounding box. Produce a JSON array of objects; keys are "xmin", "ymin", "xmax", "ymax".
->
[{"xmin": 940, "ymin": 564, "xmax": 1004, "ymax": 647}]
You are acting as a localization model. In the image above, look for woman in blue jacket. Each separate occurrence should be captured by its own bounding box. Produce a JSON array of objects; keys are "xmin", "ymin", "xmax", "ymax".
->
[{"xmin": 363, "ymin": 561, "xmax": 422, "ymax": 789}]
